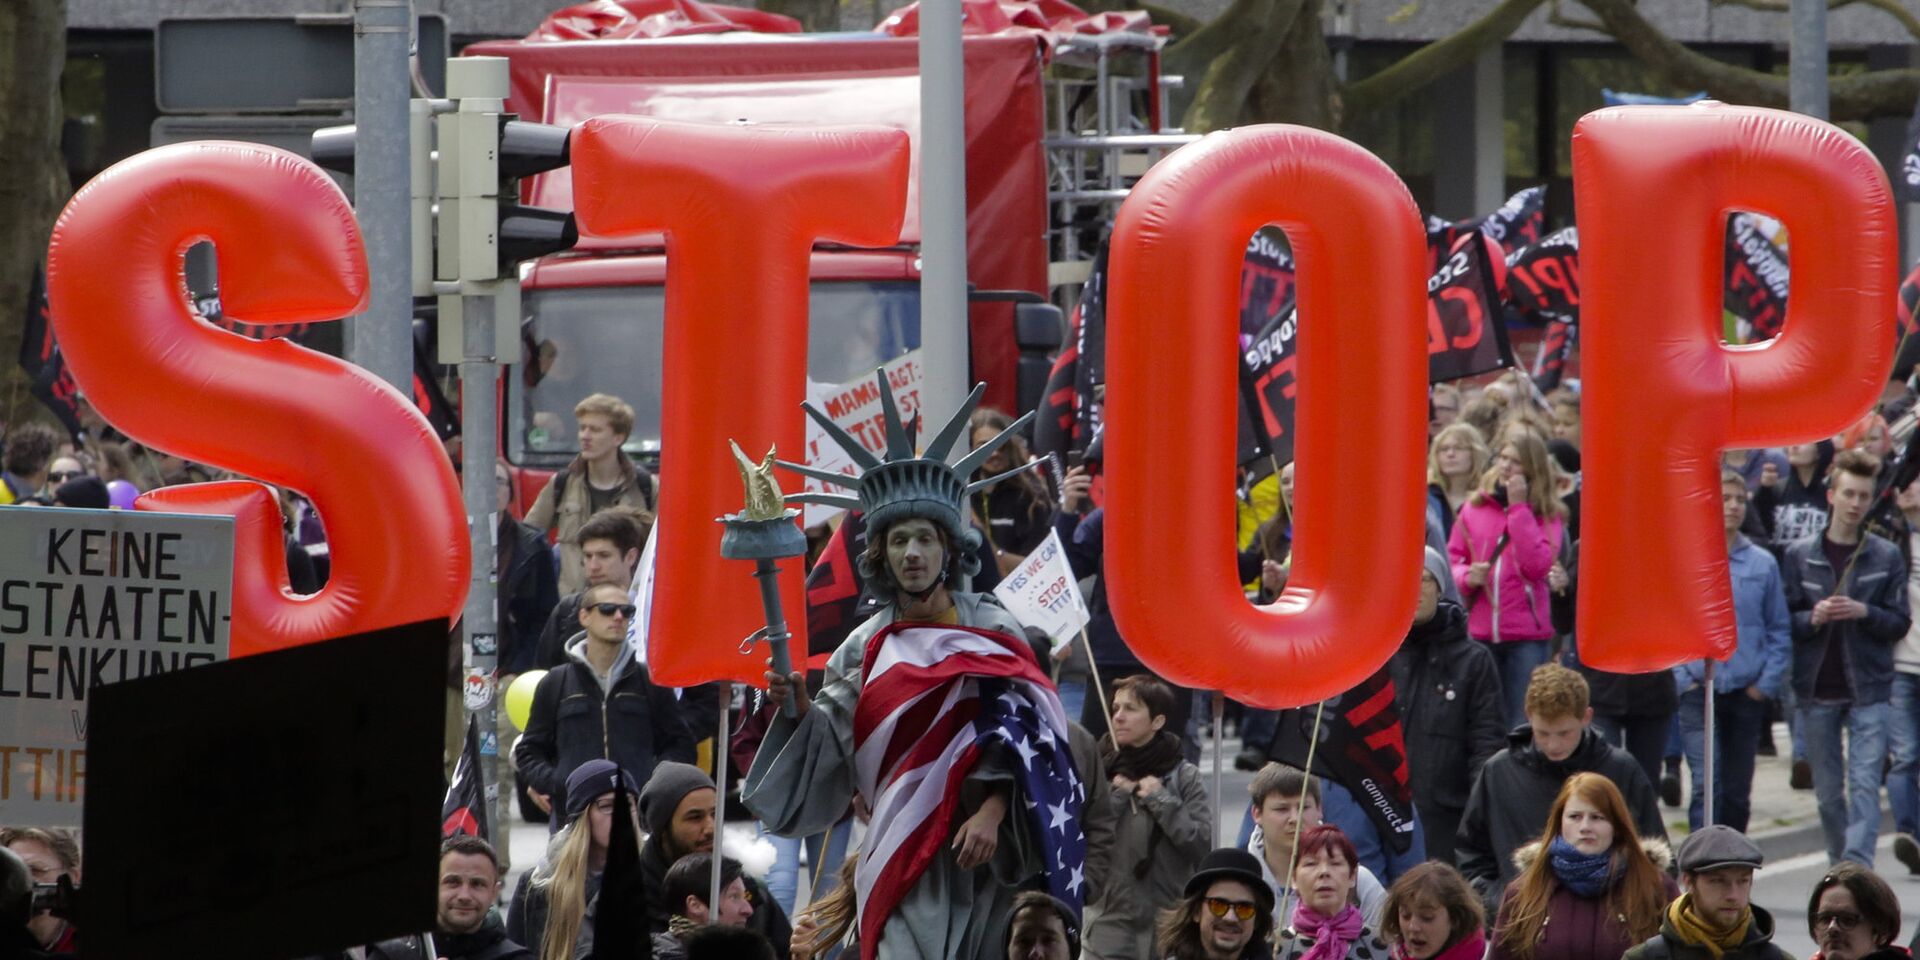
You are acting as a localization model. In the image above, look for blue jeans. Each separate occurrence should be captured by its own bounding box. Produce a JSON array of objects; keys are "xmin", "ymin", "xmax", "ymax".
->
[
  {"xmin": 1798, "ymin": 700, "xmax": 1891, "ymax": 865},
  {"xmin": 1322, "ymin": 780, "xmax": 1427, "ymax": 885},
  {"xmin": 1678, "ymin": 687, "xmax": 1767, "ymax": 832},
  {"xmin": 1887, "ymin": 673, "xmax": 1920, "ymax": 836},
  {"xmin": 1240, "ymin": 708, "xmax": 1279, "ymax": 756},
  {"xmin": 760, "ymin": 818, "xmax": 853, "ymax": 915},
  {"xmin": 1491, "ymin": 640, "xmax": 1552, "ymax": 729},
  {"xmin": 1591, "ymin": 712, "xmax": 1671, "ymax": 788}
]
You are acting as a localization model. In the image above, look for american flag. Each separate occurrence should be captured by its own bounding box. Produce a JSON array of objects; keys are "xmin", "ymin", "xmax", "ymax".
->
[{"xmin": 852, "ymin": 623, "xmax": 1086, "ymax": 960}]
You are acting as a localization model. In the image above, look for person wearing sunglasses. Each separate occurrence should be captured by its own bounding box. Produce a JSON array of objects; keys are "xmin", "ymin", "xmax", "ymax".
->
[
  {"xmin": 514, "ymin": 582, "xmax": 696, "ymax": 829},
  {"xmin": 1807, "ymin": 862, "xmax": 1904, "ymax": 960},
  {"xmin": 1157, "ymin": 848, "xmax": 1275, "ymax": 960},
  {"xmin": 1276, "ymin": 825, "xmax": 1392, "ymax": 960}
]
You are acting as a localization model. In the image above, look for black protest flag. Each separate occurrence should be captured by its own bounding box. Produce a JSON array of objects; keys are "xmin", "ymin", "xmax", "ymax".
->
[
  {"xmin": 1427, "ymin": 233, "xmax": 1513, "ymax": 383},
  {"xmin": 1425, "ymin": 186, "xmax": 1547, "ymax": 269},
  {"xmin": 805, "ymin": 511, "xmax": 873, "ymax": 663},
  {"xmin": 1267, "ymin": 666, "xmax": 1418, "ymax": 854},
  {"xmin": 1893, "ymin": 260, "xmax": 1920, "ymax": 383},
  {"xmin": 1506, "ymin": 227, "xmax": 1580, "ymax": 324},
  {"xmin": 593, "ymin": 780, "xmax": 652, "ymax": 960},
  {"xmin": 1532, "ymin": 320, "xmax": 1577, "ymax": 393},
  {"xmin": 18, "ymin": 263, "xmax": 86, "ymax": 441},
  {"xmin": 1240, "ymin": 228, "xmax": 1295, "ymax": 337},
  {"xmin": 411, "ymin": 322, "xmax": 461, "ymax": 441},
  {"xmin": 1238, "ymin": 305, "xmax": 1297, "ymax": 469},
  {"xmin": 1035, "ymin": 243, "xmax": 1107, "ymax": 461},
  {"xmin": 1724, "ymin": 213, "xmax": 1789, "ymax": 342},
  {"xmin": 441, "ymin": 713, "xmax": 490, "ymax": 841}
]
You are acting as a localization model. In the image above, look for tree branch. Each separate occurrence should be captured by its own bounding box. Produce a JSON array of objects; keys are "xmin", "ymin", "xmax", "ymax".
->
[
  {"xmin": 1581, "ymin": 0, "xmax": 1920, "ymax": 120},
  {"xmin": 1341, "ymin": 0, "xmax": 1549, "ymax": 120},
  {"xmin": 1140, "ymin": 3, "xmax": 1202, "ymax": 37},
  {"xmin": 1176, "ymin": 0, "xmax": 1308, "ymax": 131},
  {"xmin": 1710, "ymin": 0, "xmax": 1920, "ymax": 41}
]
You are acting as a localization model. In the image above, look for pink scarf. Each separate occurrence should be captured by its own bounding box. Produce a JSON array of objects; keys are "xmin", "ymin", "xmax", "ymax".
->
[
  {"xmin": 1292, "ymin": 901, "xmax": 1365, "ymax": 960},
  {"xmin": 1392, "ymin": 928, "xmax": 1487, "ymax": 960}
]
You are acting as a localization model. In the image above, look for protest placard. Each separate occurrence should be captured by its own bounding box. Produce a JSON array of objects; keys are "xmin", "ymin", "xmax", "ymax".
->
[
  {"xmin": 0, "ymin": 507, "xmax": 235, "ymax": 827},
  {"xmin": 991, "ymin": 529, "xmax": 1090, "ymax": 652},
  {"xmin": 802, "ymin": 350, "xmax": 923, "ymax": 524}
]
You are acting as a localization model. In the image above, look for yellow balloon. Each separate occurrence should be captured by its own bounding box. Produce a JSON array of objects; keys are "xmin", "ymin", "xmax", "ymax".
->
[{"xmin": 506, "ymin": 669, "xmax": 546, "ymax": 732}]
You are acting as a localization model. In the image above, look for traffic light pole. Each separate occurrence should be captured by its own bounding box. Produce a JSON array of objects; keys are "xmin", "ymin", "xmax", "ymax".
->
[
  {"xmin": 349, "ymin": 0, "xmax": 415, "ymax": 392},
  {"xmin": 458, "ymin": 285, "xmax": 506, "ymax": 848}
]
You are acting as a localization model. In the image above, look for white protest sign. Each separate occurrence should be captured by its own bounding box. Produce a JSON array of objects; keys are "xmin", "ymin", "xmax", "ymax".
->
[
  {"xmin": 991, "ymin": 528, "xmax": 1090, "ymax": 651},
  {"xmin": 0, "ymin": 507, "xmax": 235, "ymax": 827},
  {"xmin": 802, "ymin": 351, "xmax": 924, "ymax": 525},
  {"xmin": 627, "ymin": 519, "xmax": 657, "ymax": 663}
]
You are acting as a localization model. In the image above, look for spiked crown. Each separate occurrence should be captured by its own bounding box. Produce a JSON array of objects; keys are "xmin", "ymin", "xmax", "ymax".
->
[{"xmin": 777, "ymin": 370, "xmax": 1038, "ymax": 561}]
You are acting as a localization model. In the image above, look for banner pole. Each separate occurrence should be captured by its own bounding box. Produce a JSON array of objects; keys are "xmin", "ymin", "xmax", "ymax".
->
[
  {"xmin": 1081, "ymin": 627, "xmax": 1114, "ymax": 735},
  {"xmin": 712, "ymin": 682, "xmax": 731, "ymax": 924},
  {"xmin": 1211, "ymin": 691, "xmax": 1225, "ymax": 844},
  {"xmin": 1703, "ymin": 660, "xmax": 1716, "ymax": 827}
]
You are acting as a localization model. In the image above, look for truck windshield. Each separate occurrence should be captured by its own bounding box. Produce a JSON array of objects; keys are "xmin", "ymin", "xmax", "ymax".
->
[{"xmin": 510, "ymin": 280, "xmax": 922, "ymax": 467}]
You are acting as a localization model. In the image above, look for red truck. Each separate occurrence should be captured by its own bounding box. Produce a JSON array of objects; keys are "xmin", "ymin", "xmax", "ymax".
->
[{"xmin": 465, "ymin": 5, "xmax": 1181, "ymax": 505}]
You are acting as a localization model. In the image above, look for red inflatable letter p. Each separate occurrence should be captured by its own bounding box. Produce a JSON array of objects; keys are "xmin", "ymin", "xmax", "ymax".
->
[{"xmin": 1574, "ymin": 104, "xmax": 1897, "ymax": 670}]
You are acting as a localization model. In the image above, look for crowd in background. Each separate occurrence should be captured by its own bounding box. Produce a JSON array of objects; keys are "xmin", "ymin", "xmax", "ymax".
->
[{"xmin": 11, "ymin": 363, "xmax": 1920, "ymax": 960}]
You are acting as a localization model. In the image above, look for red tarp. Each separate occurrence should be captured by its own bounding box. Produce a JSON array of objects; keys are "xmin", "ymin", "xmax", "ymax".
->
[
  {"xmin": 531, "ymin": 0, "xmax": 801, "ymax": 40},
  {"xmin": 874, "ymin": 0, "xmax": 1158, "ymax": 41}
]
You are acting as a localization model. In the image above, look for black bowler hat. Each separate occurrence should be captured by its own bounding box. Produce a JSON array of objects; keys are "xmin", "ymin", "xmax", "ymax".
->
[{"xmin": 1183, "ymin": 847, "xmax": 1275, "ymax": 914}]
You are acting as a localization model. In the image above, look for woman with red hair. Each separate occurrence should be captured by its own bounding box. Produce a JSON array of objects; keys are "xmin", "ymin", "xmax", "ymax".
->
[
  {"xmin": 1490, "ymin": 772, "xmax": 1677, "ymax": 960},
  {"xmin": 1276, "ymin": 825, "xmax": 1392, "ymax": 960}
]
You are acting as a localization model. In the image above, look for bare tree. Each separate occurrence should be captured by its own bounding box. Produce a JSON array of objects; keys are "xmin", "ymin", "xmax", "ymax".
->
[
  {"xmin": 1141, "ymin": 0, "xmax": 1919, "ymax": 134},
  {"xmin": 0, "ymin": 0, "xmax": 68, "ymax": 427}
]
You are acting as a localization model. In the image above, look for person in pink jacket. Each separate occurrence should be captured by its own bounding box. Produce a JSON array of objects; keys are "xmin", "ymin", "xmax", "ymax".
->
[{"xmin": 1449, "ymin": 428, "xmax": 1568, "ymax": 728}]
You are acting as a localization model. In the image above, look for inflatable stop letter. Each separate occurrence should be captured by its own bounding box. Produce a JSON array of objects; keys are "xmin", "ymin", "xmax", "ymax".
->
[
  {"xmin": 1574, "ymin": 104, "xmax": 1896, "ymax": 670},
  {"xmin": 569, "ymin": 117, "xmax": 910, "ymax": 687},
  {"xmin": 1105, "ymin": 126, "xmax": 1429, "ymax": 708},
  {"xmin": 45, "ymin": 142, "xmax": 470, "ymax": 655}
]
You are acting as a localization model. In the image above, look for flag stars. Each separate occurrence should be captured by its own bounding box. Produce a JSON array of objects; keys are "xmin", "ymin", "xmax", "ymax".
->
[
  {"xmin": 1047, "ymin": 799, "xmax": 1072, "ymax": 834},
  {"xmin": 1013, "ymin": 735, "xmax": 1040, "ymax": 769},
  {"xmin": 1067, "ymin": 863, "xmax": 1085, "ymax": 896}
]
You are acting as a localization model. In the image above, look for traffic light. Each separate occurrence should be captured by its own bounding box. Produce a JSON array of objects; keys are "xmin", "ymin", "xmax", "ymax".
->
[{"xmin": 311, "ymin": 56, "xmax": 577, "ymax": 363}]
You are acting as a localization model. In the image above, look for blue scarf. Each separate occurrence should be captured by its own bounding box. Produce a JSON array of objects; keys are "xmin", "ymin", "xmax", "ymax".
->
[{"xmin": 1547, "ymin": 835, "xmax": 1619, "ymax": 898}]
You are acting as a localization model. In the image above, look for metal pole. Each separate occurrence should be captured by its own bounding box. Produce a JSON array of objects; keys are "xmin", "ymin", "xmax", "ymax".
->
[
  {"xmin": 1703, "ymin": 660, "xmax": 1717, "ymax": 827},
  {"xmin": 918, "ymin": 0, "xmax": 972, "ymax": 440},
  {"xmin": 459, "ymin": 287, "xmax": 504, "ymax": 854},
  {"xmin": 712, "ymin": 683, "xmax": 733, "ymax": 923},
  {"xmin": 1211, "ymin": 691, "xmax": 1225, "ymax": 844},
  {"xmin": 1790, "ymin": 0, "xmax": 1829, "ymax": 120},
  {"xmin": 350, "ymin": 0, "xmax": 415, "ymax": 392}
]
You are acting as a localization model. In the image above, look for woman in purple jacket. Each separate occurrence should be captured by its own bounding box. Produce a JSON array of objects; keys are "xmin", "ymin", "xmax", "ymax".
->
[
  {"xmin": 1490, "ymin": 772, "xmax": 1677, "ymax": 960},
  {"xmin": 1448, "ymin": 427, "xmax": 1568, "ymax": 728}
]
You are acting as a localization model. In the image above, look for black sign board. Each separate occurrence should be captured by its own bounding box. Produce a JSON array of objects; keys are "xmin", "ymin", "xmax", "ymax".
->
[{"xmin": 82, "ymin": 619, "xmax": 449, "ymax": 960}]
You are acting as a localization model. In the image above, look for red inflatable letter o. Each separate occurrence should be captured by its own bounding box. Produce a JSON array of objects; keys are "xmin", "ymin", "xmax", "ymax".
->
[
  {"xmin": 569, "ymin": 117, "xmax": 911, "ymax": 687},
  {"xmin": 45, "ymin": 142, "xmax": 470, "ymax": 656},
  {"xmin": 1106, "ymin": 126, "xmax": 1429, "ymax": 708},
  {"xmin": 1574, "ymin": 104, "xmax": 1896, "ymax": 671}
]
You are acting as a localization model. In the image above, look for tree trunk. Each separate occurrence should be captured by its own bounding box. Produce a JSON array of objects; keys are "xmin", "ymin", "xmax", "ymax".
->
[
  {"xmin": 0, "ymin": 1, "xmax": 67, "ymax": 427},
  {"xmin": 758, "ymin": 0, "xmax": 839, "ymax": 32}
]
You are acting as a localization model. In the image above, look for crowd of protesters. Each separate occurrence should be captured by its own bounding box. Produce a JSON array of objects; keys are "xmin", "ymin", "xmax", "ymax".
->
[{"xmin": 17, "ymin": 366, "xmax": 1920, "ymax": 960}]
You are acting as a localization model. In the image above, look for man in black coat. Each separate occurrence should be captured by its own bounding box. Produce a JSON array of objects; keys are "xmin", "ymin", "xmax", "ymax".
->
[
  {"xmin": 513, "ymin": 583, "xmax": 696, "ymax": 819},
  {"xmin": 369, "ymin": 836, "xmax": 531, "ymax": 960},
  {"xmin": 1389, "ymin": 549, "xmax": 1506, "ymax": 864},
  {"xmin": 637, "ymin": 762, "xmax": 792, "ymax": 960},
  {"xmin": 1455, "ymin": 661, "xmax": 1666, "ymax": 915}
]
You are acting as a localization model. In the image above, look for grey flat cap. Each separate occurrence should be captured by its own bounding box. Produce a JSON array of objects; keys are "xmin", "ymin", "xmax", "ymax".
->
[{"xmin": 1677, "ymin": 825, "xmax": 1764, "ymax": 873}]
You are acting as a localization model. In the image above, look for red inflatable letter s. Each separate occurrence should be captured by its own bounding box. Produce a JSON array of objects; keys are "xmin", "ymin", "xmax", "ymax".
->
[
  {"xmin": 568, "ymin": 117, "xmax": 910, "ymax": 687},
  {"xmin": 1105, "ymin": 126, "xmax": 1430, "ymax": 708},
  {"xmin": 45, "ymin": 142, "xmax": 470, "ymax": 656},
  {"xmin": 1574, "ymin": 104, "xmax": 1896, "ymax": 670}
]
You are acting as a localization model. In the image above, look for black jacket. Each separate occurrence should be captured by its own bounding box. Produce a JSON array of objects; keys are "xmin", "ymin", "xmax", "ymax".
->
[
  {"xmin": 1783, "ymin": 530, "xmax": 1912, "ymax": 705},
  {"xmin": 535, "ymin": 592, "xmax": 589, "ymax": 671},
  {"xmin": 511, "ymin": 637, "xmax": 697, "ymax": 811},
  {"xmin": 637, "ymin": 836, "xmax": 792, "ymax": 960},
  {"xmin": 370, "ymin": 916, "xmax": 532, "ymax": 960},
  {"xmin": 1454, "ymin": 726, "xmax": 1667, "ymax": 915},
  {"xmin": 500, "ymin": 516, "xmax": 560, "ymax": 674},
  {"xmin": 1388, "ymin": 601, "xmax": 1506, "ymax": 814},
  {"xmin": 1622, "ymin": 904, "xmax": 1790, "ymax": 960}
]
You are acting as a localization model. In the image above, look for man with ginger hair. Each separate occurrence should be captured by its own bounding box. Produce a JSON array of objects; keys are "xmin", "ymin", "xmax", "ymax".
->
[{"xmin": 1454, "ymin": 662, "xmax": 1665, "ymax": 913}]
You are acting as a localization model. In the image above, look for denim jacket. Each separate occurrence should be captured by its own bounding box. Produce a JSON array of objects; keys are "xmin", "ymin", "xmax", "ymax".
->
[
  {"xmin": 1782, "ymin": 531, "xmax": 1912, "ymax": 705},
  {"xmin": 1673, "ymin": 535, "xmax": 1791, "ymax": 698}
]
